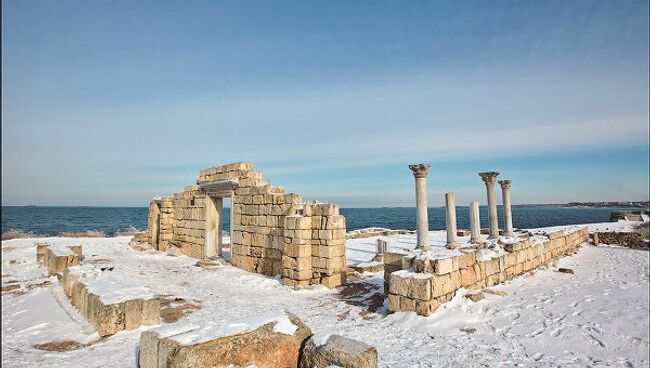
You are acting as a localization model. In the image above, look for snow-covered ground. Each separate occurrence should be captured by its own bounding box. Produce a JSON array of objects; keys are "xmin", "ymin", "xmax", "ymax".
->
[{"xmin": 2, "ymin": 224, "xmax": 649, "ymax": 367}]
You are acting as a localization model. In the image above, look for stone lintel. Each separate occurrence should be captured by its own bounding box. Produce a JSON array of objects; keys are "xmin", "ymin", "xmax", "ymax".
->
[{"xmin": 197, "ymin": 179, "xmax": 239, "ymax": 196}]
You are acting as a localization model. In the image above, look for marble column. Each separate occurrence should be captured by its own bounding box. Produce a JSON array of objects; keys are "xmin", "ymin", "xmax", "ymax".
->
[
  {"xmin": 445, "ymin": 192, "xmax": 458, "ymax": 249},
  {"xmin": 409, "ymin": 164, "xmax": 431, "ymax": 251},
  {"xmin": 479, "ymin": 171, "xmax": 500, "ymax": 239},
  {"xmin": 499, "ymin": 180, "xmax": 514, "ymax": 237},
  {"xmin": 469, "ymin": 201, "xmax": 482, "ymax": 243}
]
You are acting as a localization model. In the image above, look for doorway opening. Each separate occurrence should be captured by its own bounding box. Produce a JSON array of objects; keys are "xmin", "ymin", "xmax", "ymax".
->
[{"xmin": 205, "ymin": 196, "xmax": 233, "ymax": 260}]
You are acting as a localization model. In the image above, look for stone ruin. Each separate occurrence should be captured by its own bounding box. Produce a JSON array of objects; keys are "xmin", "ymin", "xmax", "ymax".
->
[
  {"xmin": 36, "ymin": 244, "xmax": 161, "ymax": 337},
  {"xmin": 134, "ymin": 162, "xmax": 347, "ymax": 288},
  {"xmin": 382, "ymin": 164, "xmax": 592, "ymax": 316}
]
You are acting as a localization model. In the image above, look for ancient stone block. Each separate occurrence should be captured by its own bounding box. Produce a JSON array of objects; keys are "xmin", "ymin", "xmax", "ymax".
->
[
  {"xmin": 459, "ymin": 267, "xmax": 477, "ymax": 287},
  {"xmin": 163, "ymin": 313, "xmax": 310, "ymax": 368},
  {"xmin": 434, "ymin": 257, "xmax": 455, "ymax": 275},
  {"xmin": 458, "ymin": 252, "xmax": 476, "ymax": 269},
  {"xmin": 431, "ymin": 273, "xmax": 453, "ymax": 298},
  {"xmin": 299, "ymin": 334, "xmax": 378, "ymax": 368},
  {"xmin": 389, "ymin": 270, "xmax": 432, "ymax": 301},
  {"xmin": 387, "ymin": 294, "xmax": 400, "ymax": 311}
]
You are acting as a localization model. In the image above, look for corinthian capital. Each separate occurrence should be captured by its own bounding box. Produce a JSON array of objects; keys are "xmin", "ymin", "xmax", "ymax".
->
[
  {"xmin": 479, "ymin": 171, "xmax": 500, "ymax": 187},
  {"xmin": 409, "ymin": 164, "xmax": 430, "ymax": 178},
  {"xmin": 498, "ymin": 179, "xmax": 511, "ymax": 189}
]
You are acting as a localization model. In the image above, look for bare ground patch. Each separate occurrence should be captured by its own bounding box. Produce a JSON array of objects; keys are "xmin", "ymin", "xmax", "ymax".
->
[
  {"xmin": 33, "ymin": 340, "xmax": 85, "ymax": 352},
  {"xmin": 1, "ymin": 284, "xmax": 27, "ymax": 296},
  {"xmin": 158, "ymin": 295, "xmax": 202, "ymax": 323},
  {"xmin": 336, "ymin": 279, "xmax": 385, "ymax": 314},
  {"xmin": 26, "ymin": 280, "xmax": 51, "ymax": 290}
]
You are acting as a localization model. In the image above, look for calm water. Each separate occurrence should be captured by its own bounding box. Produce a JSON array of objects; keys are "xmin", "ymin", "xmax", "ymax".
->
[{"xmin": 2, "ymin": 206, "xmax": 644, "ymax": 237}]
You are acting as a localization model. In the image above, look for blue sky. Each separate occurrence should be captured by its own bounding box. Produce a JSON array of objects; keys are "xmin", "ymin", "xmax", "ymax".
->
[{"xmin": 2, "ymin": 0, "xmax": 648, "ymax": 207}]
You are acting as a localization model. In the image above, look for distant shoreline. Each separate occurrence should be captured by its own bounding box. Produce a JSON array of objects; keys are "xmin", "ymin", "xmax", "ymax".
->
[{"xmin": 2, "ymin": 202, "xmax": 649, "ymax": 209}]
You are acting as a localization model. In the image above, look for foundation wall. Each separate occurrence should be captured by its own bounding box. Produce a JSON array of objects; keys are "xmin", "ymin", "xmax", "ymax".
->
[
  {"xmin": 386, "ymin": 227, "xmax": 589, "ymax": 316},
  {"xmin": 591, "ymin": 231, "xmax": 649, "ymax": 249}
]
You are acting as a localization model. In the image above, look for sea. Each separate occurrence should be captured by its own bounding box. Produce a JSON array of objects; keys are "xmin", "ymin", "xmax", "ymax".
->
[{"xmin": 2, "ymin": 206, "xmax": 646, "ymax": 237}]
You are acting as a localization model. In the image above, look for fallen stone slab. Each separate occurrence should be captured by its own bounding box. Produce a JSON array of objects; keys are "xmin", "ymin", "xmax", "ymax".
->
[
  {"xmin": 195, "ymin": 258, "xmax": 228, "ymax": 269},
  {"xmin": 129, "ymin": 241, "xmax": 152, "ymax": 252},
  {"xmin": 138, "ymin": 312, "xmax": 311, "ymax": 368},
  {"xmin": 351, "ymin": 260, "xmax": 384, "ymax": 273},
  {"xmin": 299, "ymin": 334, "xmax": 378, "ymax": 368},
  {"xmin": 483, "ymin": 288, "xmax": 508, "ymax": 297},
  {"xmin": 558, "ymin": 268, "xmax": 574, "ymax": 274},
  {"xmin": 464, "ymin": 292, "xmax": 485, "ymax": 302}
]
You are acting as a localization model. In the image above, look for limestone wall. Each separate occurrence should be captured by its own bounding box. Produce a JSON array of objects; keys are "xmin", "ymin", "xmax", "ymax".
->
[
  {"xmin": 281, "ymin": 204, "xmax": 347, "ymax": 288},
  {"xmin": 142, "ymin": 162, "xmax": 347, "ymax": 288},
  {"xmin": 172, "ymin": 187, "xmax": 207, "ymax": 258},
  {"xmin": 158, "ymin": 198, "xmax": 175, "ymax": 251},
  {"xmin": 146, "ymin": 197, "xmax": 175, "ymax": 251},
  {"xmin": 591, "ymin": 231, "xmax": 649, "ymax": 249},
  {"xmin": 386, "ymin": 227, "xmax": 589, "ymax": 316}
]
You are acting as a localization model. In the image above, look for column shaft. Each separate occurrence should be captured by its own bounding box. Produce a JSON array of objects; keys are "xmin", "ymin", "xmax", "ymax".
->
[
  {"xmin": 487, "ymin": 185, "xmax": 499, "ymax": 238},
  {"xmin": 445, "ymin": 192, "xmax": 458, "ymax": 248},
  {"xmin": 500, "ymin": 180, "xmax": 514, "ymax": 237},
  {"xmin": 469, "ymin": 201, "xmax": 481, "ymax": 243},
  {"xmin": 415, "ymin": 177, "xmax": 429, "ymax": 249},
  {"xmin": 409, "ymin": 164, "xmax": 431, "ymax": 251},
  {"xmin": 479, "ymin": 172, "xmax": 500, "ymax": 240}
]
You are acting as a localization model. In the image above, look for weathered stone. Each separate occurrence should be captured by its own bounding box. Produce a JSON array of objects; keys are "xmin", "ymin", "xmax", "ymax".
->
[
  {"xmin": 431, "ymin": 274, "xmax": 454, "ymax": 298},
  {"xmin": 300, "ymin": 334, "xmax": 378, "ymax": 368},
  {"xmin": 433, "ymin": 257, "xmax": 455, "ymax": 275},
  {"xmin": 389, "ymin": 270, "xmax": 432, "ymax": 300},
  {"xmin": 142, "ymin": 313, "xmax": 311, "ymax": 368},
  {"xmin": 483, "ymin": 288, "xmax": 508, "ymax": 297},
  {"xmin": 465, "ymin": 292, "xmax": 485, "ymax": 302}
]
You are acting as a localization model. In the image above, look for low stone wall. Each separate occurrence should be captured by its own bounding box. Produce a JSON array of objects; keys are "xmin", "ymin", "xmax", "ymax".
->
[
  {"xmin": 64, "ymin": 267, "xmax": 160, "ymax": 337},
  {"xmin": 37, "ymin": 244, "xmax": 82, "ymax": 276},
  {"xmin": 591, "ymin": 231, "xmax": 649, "ymax": 249},
  {"xmin": 347, "ymin": 228, "xmax": 416, "ymax": 240},
  {"xmin": 35, "ymin": 245, "xmax": 160, "ymax": 338},
  {"xmin": 386, "ymin": 227, "xmax": 589, "ymax": 316}
]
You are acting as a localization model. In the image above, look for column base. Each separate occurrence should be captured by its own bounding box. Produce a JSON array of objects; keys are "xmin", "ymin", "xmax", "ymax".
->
[{"xmin": 445, "ymin": 242, "xmax": 459, "ymax": 249}]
